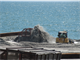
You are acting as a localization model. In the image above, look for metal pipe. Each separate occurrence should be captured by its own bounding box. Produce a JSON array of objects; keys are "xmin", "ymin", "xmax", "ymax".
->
[{"xmin": 0, "ymin": 31, "xmax": 21, "ymax": 37}]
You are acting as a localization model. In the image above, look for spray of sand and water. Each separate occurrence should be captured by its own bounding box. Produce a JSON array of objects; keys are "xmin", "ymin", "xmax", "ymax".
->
[{"xmin": 30, "ymin": 25, "xmax": 56, "ymax": 43}]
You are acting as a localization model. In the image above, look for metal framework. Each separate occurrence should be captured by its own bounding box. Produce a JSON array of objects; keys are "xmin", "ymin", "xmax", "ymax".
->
[
  {"xmin": 18, "ymin": 28, "xmax": 33, "ymax": 37},
  {"xmin": 0, "ymin": 47, "xmax": 61, "ymax": 60}
]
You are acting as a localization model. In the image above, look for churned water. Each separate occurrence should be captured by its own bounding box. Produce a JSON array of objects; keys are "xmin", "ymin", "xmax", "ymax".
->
[{"xmin": 0, "ymin": 1, "xmax": 80, "ymax": 39}]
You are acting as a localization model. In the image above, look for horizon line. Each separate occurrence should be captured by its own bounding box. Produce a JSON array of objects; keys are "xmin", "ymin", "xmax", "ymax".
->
[{"xmin": 0, "ymin": 0, "xmax": 80, "ymax": 2}]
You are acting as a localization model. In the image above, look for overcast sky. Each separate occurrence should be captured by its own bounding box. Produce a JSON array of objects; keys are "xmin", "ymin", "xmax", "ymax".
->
[{"xmin": 0, "ymin": 0, "xmax": 80, "ymax": 1}]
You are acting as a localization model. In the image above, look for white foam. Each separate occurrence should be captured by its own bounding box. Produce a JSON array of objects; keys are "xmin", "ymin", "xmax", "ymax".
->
[
  {"xmin": 74, "ymin": 41, "xmax": 78, "ymax": 44},
  {"xmin": 6, "ymin": 40, "xmax": 22, "ymax": 46}
]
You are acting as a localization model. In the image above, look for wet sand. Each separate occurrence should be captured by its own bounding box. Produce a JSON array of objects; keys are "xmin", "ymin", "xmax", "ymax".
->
[{"xmin": 0, "ymin": 35, "xmax": 80, "ymax": 53}]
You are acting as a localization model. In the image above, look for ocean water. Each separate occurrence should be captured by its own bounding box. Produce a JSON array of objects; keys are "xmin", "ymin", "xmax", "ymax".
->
[{"xmin": 0, "ymin": 1, "xmax": 80, "ymax": 39}]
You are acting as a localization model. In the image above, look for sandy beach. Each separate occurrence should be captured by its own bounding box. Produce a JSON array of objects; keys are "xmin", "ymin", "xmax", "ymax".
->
[{"xmin": 0, "ymin": 35, "xmax": 80, "ymax": 53}]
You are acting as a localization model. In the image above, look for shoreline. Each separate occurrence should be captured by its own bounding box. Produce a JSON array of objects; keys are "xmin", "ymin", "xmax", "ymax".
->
[{"xmin": 0, "ymin": 35, "xmax": 80, "ymax": 53}]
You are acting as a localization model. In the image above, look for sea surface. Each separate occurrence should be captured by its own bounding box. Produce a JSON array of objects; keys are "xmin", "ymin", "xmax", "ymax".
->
[{"xmin": 0, "ymin": 1, "xmax": 80, "ymax": 39}]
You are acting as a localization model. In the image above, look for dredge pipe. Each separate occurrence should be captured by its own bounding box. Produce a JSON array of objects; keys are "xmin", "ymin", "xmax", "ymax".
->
[{"xmin": 0, "ymin": 32, "xmax": 21, "ymax": 37}]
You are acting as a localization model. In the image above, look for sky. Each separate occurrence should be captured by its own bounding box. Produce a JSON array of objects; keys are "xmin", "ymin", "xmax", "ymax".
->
[{"xmin": 0, "ymin": 0, "xmax": 80, "ymax": 1}]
